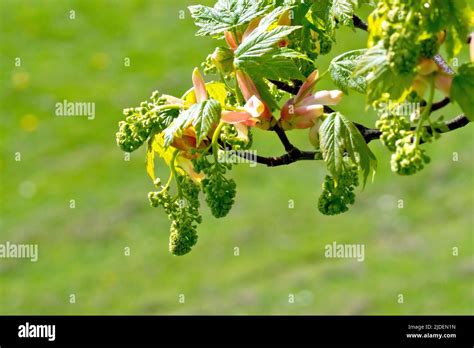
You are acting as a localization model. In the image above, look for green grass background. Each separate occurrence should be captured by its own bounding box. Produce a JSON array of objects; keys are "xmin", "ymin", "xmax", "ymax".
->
[{"xmin": 0, "ymin": 0, "xmax": 472, "ymax": 314}]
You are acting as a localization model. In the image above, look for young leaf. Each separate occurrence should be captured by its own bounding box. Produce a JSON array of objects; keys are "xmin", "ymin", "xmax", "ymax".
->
[
  {"xmin": 451, "ymin": 63, "xmax": 474, "ymax": 121},
  {"xmin": 331, "ymin": 0, "xmax": 356, "ymax": 27},
  {"xmin": 329, "ymin": 49, "xmax": 367, "ymax": 94},
  {"xmin": 235, "ymin": 25, "xmax": 301, "ymax": 61},
  {"xmin": 238, "ymin": 51, "xmax": 305, "ymax": 81},
  {"xmin": 234, "ymin": 7, "xmax": 305, "ymax": 81},
  {"xmin": 319, "ymin": 112, "xmax": 376, "ymax": 186},
  {"xmin": 163, "ymin": 99, "xmax": 221, "ymax": 147},
  {"xmin": 319, "ymin": 113, "xmax": 344, "ymax": 179},
  {"xmin": 354, "ymin": 43, "xmax": 413, "ymax": 104},
  {"xmin": 192, "ymin": 99, "xmax": 222, "ymax": 144},
  {"xmin": 188, "ymin": 0, "xmax": 268, "ymax": 37}
]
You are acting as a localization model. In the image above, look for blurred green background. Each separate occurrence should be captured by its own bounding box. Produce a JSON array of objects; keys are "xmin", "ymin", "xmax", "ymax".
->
[{"xmin": 0, "ymin": 0, "xmax": 473, "ymax": 315}]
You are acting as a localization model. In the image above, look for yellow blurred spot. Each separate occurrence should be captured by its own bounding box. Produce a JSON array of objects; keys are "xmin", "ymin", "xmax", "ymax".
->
[
  {"xmin": 20, "ymin": 114, "xmax": 38, "ymax": 132},
  {"xmin": 90, "ymin": 52, "xmax": 109, "ymax": 70},
  {"xmin": 11, "ymin": 71, "xmax": 30, "ymax": 90}
]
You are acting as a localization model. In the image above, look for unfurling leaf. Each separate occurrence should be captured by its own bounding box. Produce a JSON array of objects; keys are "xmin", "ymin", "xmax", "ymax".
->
[
  {"xmin": 329, "ymin": 49, "xmax": 367, "ymax": 94},
  {"xmin": 319, "ymin": 112, "xmax": 376, "ymax": 186},
  {"xmin": 163, "ymin": 99, "xmax": 221, "ymax": 147},
  {"xmin": 188, "ymin": 0, "xmax": 268, "ymax": 36}
]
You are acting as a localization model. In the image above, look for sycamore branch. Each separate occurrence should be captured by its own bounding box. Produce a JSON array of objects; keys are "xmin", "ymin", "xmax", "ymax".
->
[
  {"xmin": 238, "ymin": 114, "xmax": 470, "ymax": 167},
  {"xmin": 352, "ymin": 15, "xmax": 368, "ymax": 31}
]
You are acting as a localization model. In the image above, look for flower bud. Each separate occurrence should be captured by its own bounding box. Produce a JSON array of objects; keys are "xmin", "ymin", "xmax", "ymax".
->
[{"xmin": 211, "ymin": 47, "xmax": 234, "ymax": 74}]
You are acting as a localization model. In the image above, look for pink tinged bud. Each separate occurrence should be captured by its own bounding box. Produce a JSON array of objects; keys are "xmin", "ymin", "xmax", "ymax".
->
[
  {"xmin": 280, "ymin": 98, "xmax": 295, "ymax": 122},
  {"xmin": 224, "ymin": 31, "xmax": 238, "ymax": 51},
  {"xmin": 242, "ymin": 18, "xmax": 261, "ymax": 42},
  {"xmin": 235, "ymin": 70, "xmax": 260, "ymax": 101},
  {"xmin": 434, "ymin": 73, "xmax": 453, "ymax": 96},
  {"xmin": 243, "ymin": 95, "xmax": 265, "ymax": 117},
  {"xmin": 192, "ymin": 68, "xmax": 208, "ymax": 103},
  {"xmin": 303, "ymin": 90, "xmax": 343, "ymax": 106},
  {"xmin": 221, "ymin": 110, "xmax": 252, "ymax": 124},
  {"xmin": 280, "ymin": 101, "xmax": 323, "ymax": 130},
  {"xmin": 236, "ymin": 70, "xmax": 273, "ymax": 121},
  {"xmin": 221, "ymin": 110, "xmax": 259, "ymax": 127},
  {"xmin": 295, "ymin": 70, "xmax": 319, "ymax": 104},
  {"xmin": 294, "ymin": 104, "xmax": 324, "ymax": 120},
  {"xmin": 293, "ymin": 106, "xmax": 324, "ymax": 129}
]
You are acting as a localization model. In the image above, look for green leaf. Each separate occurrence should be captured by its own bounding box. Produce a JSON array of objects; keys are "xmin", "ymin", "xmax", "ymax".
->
[
  {"xmin": 235, "ymin": 25, "xmax": 301, "ymax": 60},
  {"xmin": 331, "ymin": 0, "xmax": 356, "ymax": 27},
  {"xmin": 320, "ymin": 113, "xmax": 344, "ymax": 179},
  {"xmin": 234, "ymin": 7, "xmax": 305, "ymax": 81},
  {"xmin": 192, "ymin": 99, "xmax": 222, "ymax": 144},
  {"xmin": 451, "ymin": 63, "xmax": 474, "ymax": 121},
  {"xmin": 163, "ymin": 99, "xmax": 221, "ymax": 147},
  {"xmin": 253, "ymin": 77, "xmax": 280, "ymax": 111},
  {"xmin": 320, "ymin": 112, "xmax": 376, "ymax": 186},
  {"xmin": 238, "ymin": 50, "xmax": 305, "ymax": 81},
  {"xmin": 429, "ymin": 0, "xmax": 472, "ymax": 58},
  {"xmin": 188, "ymin": 0, "xmax": 268, "ymax": 36},
  {"xmin": 354, "ymin": 43, "xmax": 413, "ymax": 104},
  {"xmin": 329, "ymin": 49, "xmax": 367, "ymax": 94}
]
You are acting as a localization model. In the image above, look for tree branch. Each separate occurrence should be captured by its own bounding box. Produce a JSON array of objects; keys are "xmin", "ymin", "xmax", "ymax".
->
[
  {"xmin": 268, "ymin": 80, "xmax": 300, "ymax": 95},
  {"xmin": 271, "ymin": 122, "xmax": 295, "ymax": 151},
  {"xmin": 352, "ymin": 15, "xmax": 368, "ymax": 32},
  {"xmin": 237, "ymin": 114, "xmax": 470, "ymax": 167},
  {"xmin": 428, "ymin": 97, "xmax": 450, "ymax": 112}
]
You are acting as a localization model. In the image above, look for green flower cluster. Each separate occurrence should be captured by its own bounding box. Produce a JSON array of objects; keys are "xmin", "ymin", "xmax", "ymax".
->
[
  {"xmin": 387, "ymin": 31, "xmax": 420, "ymax": 75},
  {"xmin": 148, "ymin": 175, "xmax": 202, "ymax": 256},
  {"xmin": 193, "ymin": 156, "xmax": 237, "ymax": 218},
  {"xmin": 220, "ymin": 124, "xmax": 253, "ymax": 151},
  {"xmin": 390, "ymin": 137, "xmax": 431, "ymax": 176},
  {"xmin": 419, "ymin": 36, "xmax": 439, "ymax": 59},
  {"xmin": 375, "ymin": 112, "xmax": 411, "ymax": 152},
  {"xmin": 375, "ymin": 1, "xmax": 439, "ymax": 75},
  {"xmin": 318, "ymin": 164, "xmax": 359, "ymax": 216},
  {"xmin": 116, "ymin": 91, "xmax": 179, "ymax": 152}
]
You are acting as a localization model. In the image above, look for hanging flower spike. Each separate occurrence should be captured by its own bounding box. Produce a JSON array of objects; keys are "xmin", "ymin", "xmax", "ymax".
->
[
  {"xmin": 221, "ymin": 95, "xmax": 264, "ymax": 142},
  {"xmin": 280, "ymin": 70, "xmax": 343, "ymax": 130},
  {"xmin": 192, "ymin": 68, "xmax": 208, "ymax": 103}
]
